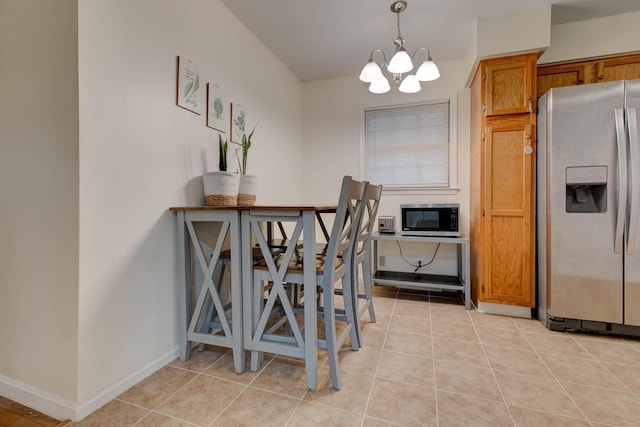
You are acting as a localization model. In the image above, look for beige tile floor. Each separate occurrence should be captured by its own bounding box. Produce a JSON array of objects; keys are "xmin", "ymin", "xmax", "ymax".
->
[{"xmin": 73, "ymin": 288, "xmax": 640, "ymax": 426}]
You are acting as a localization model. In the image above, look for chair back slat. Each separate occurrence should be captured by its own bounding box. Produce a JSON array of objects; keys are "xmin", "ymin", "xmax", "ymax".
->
[
  {"xmin": 355, "ymin": 183, "xmax": 383, "ymax": 251},
  {"xmin": 324, "ymin": 176, "xmax": 367, "ymax": 274}
]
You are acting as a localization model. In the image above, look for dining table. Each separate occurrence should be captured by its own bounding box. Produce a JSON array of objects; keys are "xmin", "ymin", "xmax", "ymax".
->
[{"xmin": 169, "ymin": 204, "xmax": 336, "ymax": 390}]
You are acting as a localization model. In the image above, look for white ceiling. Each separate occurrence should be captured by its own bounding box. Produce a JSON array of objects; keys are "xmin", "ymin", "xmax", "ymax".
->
[{"xmin": 220, "ymin": 0, "xmax": 640, "ymax": 82}]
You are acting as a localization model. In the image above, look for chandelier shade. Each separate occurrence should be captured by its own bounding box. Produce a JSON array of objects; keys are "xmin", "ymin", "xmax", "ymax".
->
[
  {"xmin": 416, "ymin": 57, "xmax": 440, "ymax": 81},
  {"xmin": 387, "ymin": 49, "xmax": 413, "ymax": 74},
  {"xmin": 369, "ymin": 76, "xmax": 391, "ymax": 94},
  {"xmin": 359, "ymin": 1, "xmax": 440, "ymax": 94},
  {"xmin": 398, "ymin": 74, "xmax": 420, "ymax": 93},
  {"xmin": 359, "ymin": 59, "xmax": 384, "ymax": 83}
]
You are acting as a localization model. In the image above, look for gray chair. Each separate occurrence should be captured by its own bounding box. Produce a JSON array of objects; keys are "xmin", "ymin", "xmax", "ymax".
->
[
  {"xmin": 351, "ymin": 183, "xmax": 383, "ymax": 347},
  {"xmin": 248, "ymin": 176, "xmax": 367, "ymax": 389}
]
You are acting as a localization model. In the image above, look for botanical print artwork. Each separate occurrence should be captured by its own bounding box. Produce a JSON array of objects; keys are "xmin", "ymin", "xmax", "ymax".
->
[
  {"xmin": 177, "ymin": 56, "xmax": 203, "ymax": 114},
  {"xmin": 207, "ymin": 83, "xmax": 228, "ymax": 132},
  {"xmin": 231, "ymin": 103, "xmax": 246, "ymax": 144}
]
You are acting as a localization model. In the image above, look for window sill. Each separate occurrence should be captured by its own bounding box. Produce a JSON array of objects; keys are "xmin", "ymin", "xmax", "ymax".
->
[{"xmin": 382, "ymin": 186, "xmax": 460, "ymax": 195}]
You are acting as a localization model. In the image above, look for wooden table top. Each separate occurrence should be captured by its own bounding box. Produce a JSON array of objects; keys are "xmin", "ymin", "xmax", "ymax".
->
[{"xmin": 169, "ymin": 205, "xmax": 337, "ymax": 212}]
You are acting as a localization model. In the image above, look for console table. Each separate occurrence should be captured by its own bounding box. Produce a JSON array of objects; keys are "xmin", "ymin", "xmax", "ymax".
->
[{"xmin": 371, "ymin": 233, "xmax": 471, "ymax": 309}]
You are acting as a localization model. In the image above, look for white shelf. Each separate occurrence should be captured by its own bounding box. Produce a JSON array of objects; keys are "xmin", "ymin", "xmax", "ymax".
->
[{"xmin": 372, "ymin": 233, "xmax": 471, "ymax": 309}]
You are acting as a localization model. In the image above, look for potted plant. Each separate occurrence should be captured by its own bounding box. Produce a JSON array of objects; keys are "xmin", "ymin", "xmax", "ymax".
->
[
  {"xmin": 236, "ymin": 123, "xmax": 259, "ymax": 206},
  {"xmin": 202, "ymin": 134, "xmax": 240, "ymax": 206}
]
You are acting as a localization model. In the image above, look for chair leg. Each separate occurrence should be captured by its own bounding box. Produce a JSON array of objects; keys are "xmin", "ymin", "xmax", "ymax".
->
[
  {"xmin": 323, "ymin": 281, "xmax": 342, "ymax": 390},
  {"xmin": 343, "ymin": 272, "xmax": 360, "ymax": 351},
  {"xmin": 351, "ymin": 264, "xmax": 364, "ymax": 348},
  {"xmin": 197, "ymin": 293, "xmax": 214, "ymax": 352},
  {"xmin": 198, "ymin": 260, "xmax": 226, "ymax": 351},
  {"xmin": 250, "ymin": 274, "xmax": 265, "ymax": 372},
  {"xmin": 362, "ymin": 255, "xmax": 376, "ymax": 322}
]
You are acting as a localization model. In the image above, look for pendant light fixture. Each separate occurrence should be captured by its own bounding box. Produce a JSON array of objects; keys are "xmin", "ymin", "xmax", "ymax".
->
[{"xmin": 359, "ymin": 1, "xmax": 440, "ymax": 94}]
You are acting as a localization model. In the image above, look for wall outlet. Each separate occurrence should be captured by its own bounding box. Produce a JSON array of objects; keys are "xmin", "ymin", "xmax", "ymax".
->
[{"xmin": 379, "ymin": 256, "xmax": 385, "ymax": 267}]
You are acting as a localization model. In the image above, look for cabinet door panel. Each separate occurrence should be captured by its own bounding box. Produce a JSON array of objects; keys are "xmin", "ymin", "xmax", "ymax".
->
[
  {"xmin": 489, "ymin": 216, "xmax": 526, "ymax": 300},
  {"xmin": 537, "ymin": 63, "xmax": 588, "ymax": 98},
  {"xmin": 596, "ymin": 55, "xmax": 640, "ymax": 82},
  {"xmin": 485, "ymin": 57, "xmax": 534, "ymax": 116},
  {"xmin": 482, "ymin": 122, "xmax": 534, "ymax": 306}
]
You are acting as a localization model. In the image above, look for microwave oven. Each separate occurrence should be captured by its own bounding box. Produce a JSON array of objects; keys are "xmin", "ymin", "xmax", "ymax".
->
[{"xmin": 400, "ymin": 203, "xmax": 460, "ymax": 237}]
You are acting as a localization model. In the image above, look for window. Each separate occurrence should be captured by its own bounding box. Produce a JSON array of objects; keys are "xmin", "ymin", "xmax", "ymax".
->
[{"xmin": 361, "ymin": 96, "xmax": 456, "ymax": 192}]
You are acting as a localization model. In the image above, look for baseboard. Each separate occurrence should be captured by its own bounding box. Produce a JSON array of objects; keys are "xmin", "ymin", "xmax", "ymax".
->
[
  {"xmin": 0, "ymin": 345, "xmax": 180, "ymax": 421},
  {"xmin": 0, "ymin": 374, "xmax": 78, "ymax": 421},
  {"xmin": 477, "ymin": 301, "xmax": 532, "ymax": 318}
]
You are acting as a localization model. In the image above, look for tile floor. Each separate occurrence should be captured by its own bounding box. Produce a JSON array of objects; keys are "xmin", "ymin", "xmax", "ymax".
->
[{"xmin": 72, "ymin": 287, "xmax": 640, "ymax": 426}]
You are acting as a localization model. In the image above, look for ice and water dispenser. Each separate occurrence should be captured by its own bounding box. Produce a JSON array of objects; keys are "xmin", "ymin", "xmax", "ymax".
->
[{"xmin": 566, "ymin": 166, "xmax": 607, "ymax": 213}]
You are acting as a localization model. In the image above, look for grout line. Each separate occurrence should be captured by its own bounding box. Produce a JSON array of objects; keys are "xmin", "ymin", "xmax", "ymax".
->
[
  {"xmin": 567, "ymin": 332, "xmax": 640, "ymax": 413},
  {"xmin": 516, "ymin": 321, "xmax": 594, "ymax": 426},
  {"xmin": 360, "ymin": 289, "xmax": 398, "ymax": 427},
  {"xmin": 468, "ymin": 312, "xmax": 516, "ymax": 426},
  {"xmin": 429, "ymin": 293, "xmax": 440, "ymax": 427},
  {"xmin": 131, "ymin": 409, "xmax": 200, "ymax": 427},
  {"xmin": 211, "ymin": 352, "xmax": 291, "ymax": 424}
]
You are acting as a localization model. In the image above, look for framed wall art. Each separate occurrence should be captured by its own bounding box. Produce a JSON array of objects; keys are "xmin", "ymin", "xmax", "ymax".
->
[
  {"xmin": 176, "ymin": 56, "xmax": 203, "ymax": 114},
  {"xmin": 206, "ymin": 83, "xmax": 228, "ymax": 132},
  {"xmin": 230, "ymin": 103, "xmax": 247, "ymax": 144}
]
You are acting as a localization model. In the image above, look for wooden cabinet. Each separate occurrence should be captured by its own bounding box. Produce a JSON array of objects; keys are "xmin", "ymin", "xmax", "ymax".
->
[
  {"xmin": 537, "ymin": 62, "xmax": 588, "ymax": 98},
  {"xmin": 470, "ymin": 53, "xmax": 537, "ymax": 308},
  {"xmin": 537, "ymin": 52, "xmax": 640, "ymax": 97},
  {"xmin": 484, "ymin": 56, "xmax": 535, "ymax": 116},
  {"xmin": 594, "ymin": 54, "xmax": 640, "ymax": 82},
  {"xmin": 482, "ymin": 118, "xmax": 535, "ymax": 306}
]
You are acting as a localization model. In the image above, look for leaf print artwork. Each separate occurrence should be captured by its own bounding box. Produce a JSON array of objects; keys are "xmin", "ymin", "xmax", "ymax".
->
[
  {"xmin": 177, "ymin": 56, "xmax": 203, "ymax": 114},
  {"xmin": 231, "ymin": 103, "xmax": 247, "ymax": 143},
  {"xmin": 207, "ymin": 83, "xmax": 228, "ymax": 132}
]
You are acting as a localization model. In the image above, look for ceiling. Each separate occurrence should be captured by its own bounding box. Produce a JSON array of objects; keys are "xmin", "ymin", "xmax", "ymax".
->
[{"xmin": 220, "ymin": 0, "xmax": 640, "ymax": 82}]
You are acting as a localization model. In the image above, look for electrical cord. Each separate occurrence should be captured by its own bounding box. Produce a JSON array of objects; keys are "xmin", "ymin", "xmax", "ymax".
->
[{"xmin": 396, "ymin": 241, "xmax": 441, "ymax": 272}]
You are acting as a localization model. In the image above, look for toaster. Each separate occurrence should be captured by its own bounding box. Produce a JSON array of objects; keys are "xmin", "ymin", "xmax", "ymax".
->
[{"xmin": 378, "ymin": 215, "xmax": 396, "ymax": 234}]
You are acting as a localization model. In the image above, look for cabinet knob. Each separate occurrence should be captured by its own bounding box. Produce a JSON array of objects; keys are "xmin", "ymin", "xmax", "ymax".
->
[{"xmin": 524, "ymin": 145, "xmax": 533, "ymax": 155}]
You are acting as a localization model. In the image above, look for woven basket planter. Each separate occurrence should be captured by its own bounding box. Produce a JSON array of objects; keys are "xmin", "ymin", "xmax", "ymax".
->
[
  {"xmin": 238, "ymin": 174, "xmax": 259, "ymax": 206},
  {"xmin": 202, "ymin": 172, "xmax": 240, "ymax": 206}
]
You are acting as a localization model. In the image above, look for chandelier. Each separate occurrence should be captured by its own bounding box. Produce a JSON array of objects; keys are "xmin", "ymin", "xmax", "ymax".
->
[{"xmin": 359, "ymin": 1, "xmax": 440, "ymax": 94}]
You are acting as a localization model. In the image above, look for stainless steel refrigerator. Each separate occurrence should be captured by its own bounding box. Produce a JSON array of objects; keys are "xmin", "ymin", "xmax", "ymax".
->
[{"xmin": 537, "ymin": 80, "xmax": 640, "ymax": 335}]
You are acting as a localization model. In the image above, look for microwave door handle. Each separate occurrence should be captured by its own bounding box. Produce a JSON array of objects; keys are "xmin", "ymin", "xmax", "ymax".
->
[
  {"xmin": 615, "ymin": 108, "xmax": 628, "ymax": 255},
  {"xmin": 627, "ymin": 107, "xmax": 639, "ymax": 255}
]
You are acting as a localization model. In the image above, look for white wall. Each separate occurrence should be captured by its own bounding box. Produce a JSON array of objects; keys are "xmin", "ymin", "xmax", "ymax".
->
[
  {"xmin": 302, "ymin": 59, "xmax": 470, "ymax": 274},
  {"xmin": 476, "ymin": 5, "xmax": 551, "ymax": 60},
  {"xmin": 464, "ymin": 5, "xmax": 551, "ymax": 84},
  {"xmin": 76, "ymin": 0, "xmax": 303, "ymax": 412},
  {"xmin": 539, "ymin": 11, "xmax": 640, "ymax": 64},
  {"xmin": 0, "ymin": 0, "xmax": 79, "ymax": 405}
]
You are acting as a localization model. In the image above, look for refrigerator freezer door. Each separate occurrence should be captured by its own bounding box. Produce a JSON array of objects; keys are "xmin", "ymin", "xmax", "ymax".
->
[
  {"xmin": 624, "ymin": 80, "xmax": 640, "ymax": 326},
  {"xmin": 546, "ymin": 81, "xmax": 624, "ymax": 323},
  {"xmin": 537, "ymin": 93, "xmax": 549, "ymax": 321}
]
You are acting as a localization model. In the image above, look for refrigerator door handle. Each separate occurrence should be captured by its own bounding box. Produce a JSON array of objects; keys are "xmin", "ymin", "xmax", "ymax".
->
[
  {"xmin": 627, "ymin": 107, "xmax": 639, "ymax": 255},
  {"xmin": 615, "ymin": 108, "xmax": 628, "ymax": 254}
]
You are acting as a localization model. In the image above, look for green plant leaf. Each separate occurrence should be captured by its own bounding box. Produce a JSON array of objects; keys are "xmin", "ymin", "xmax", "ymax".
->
[
  {"xmin": 218, "ymin": 134, "xmax": 228, "ymax": 171},
  {"xmin": 193, "ymin": 74, "xmax": 200, "ymax": 93},
  {"xmin": 213, "ymin": 98, "xmax": 223, "ymax": 119},
  {"xmin": 183, "ymin": 81, "xmax": 193, "ymax": 97}
]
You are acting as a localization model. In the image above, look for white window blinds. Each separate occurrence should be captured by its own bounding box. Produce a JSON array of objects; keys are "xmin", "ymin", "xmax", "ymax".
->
[{"xmin": 364, "ymin": 101, "xmax": 450, "ymax": 187}]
